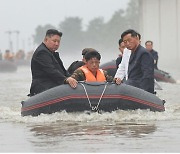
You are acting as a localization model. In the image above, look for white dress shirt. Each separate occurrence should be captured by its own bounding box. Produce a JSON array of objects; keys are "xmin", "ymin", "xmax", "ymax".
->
[{"xmin": 114, "ymin": 48, "xmax": 131, "ymax": 80}]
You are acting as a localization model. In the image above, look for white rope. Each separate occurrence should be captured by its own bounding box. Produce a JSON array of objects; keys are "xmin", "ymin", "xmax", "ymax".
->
[{"xmin": 79, "ymin": 82, "xmax": 107, "ymax": 111}]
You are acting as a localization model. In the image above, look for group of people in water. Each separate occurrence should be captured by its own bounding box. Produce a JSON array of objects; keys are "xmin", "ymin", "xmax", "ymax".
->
[
  {"xmin": 0, "ymin": 49, "xmax": 33, "ymax": 62},
  {"xmin": 29, "ymin": 28, "xmax": 159, "ymax": 96}
]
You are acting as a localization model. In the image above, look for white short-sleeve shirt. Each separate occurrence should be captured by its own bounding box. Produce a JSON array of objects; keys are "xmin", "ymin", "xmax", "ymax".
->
[{"xmin": 114, "ymin": 48, "xmax": 131, "ymax": 80}]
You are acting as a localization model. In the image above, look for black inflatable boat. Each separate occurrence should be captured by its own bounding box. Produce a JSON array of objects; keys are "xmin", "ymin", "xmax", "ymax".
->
[
  {"xmin": 21, "ymin": 82, "xmax": 165, "ymax": 116},
  {"xmin": 100, "ymin": 60, "xmax": 176, "ymax": 83}
]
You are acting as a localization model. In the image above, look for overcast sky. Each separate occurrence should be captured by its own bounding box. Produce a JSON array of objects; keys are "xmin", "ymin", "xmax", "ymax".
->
[{"xmin": 0, "ymin": 0, "xmax": 129, "ymax": 52}]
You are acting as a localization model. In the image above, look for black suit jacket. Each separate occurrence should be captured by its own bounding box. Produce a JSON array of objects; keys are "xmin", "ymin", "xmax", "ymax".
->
[
  {"xmin": 67, "ymin": 60, "xmax": 85, "ymax": 75},
  {"xmin": 116, "ymin": 56, "xmax": 122, "ymax": 69},
  {"xmin": 150, "ymin": 49, "xmax": 158, "ymax": 69},
  {"xmin": 126, "ymin": 45, "xmax": 154, "ymax": 93},
  {"xmin": 30, "ymin": 43, "xmax": 69, "ymax": 95}
]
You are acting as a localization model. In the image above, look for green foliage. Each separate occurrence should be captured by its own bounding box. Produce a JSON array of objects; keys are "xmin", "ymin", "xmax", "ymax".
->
[
  {"xmin": 84, "ymin": 17, "xmax": 105, "ymax": 48},
  {"xmin": 125, "ymin": 0, "xmax": 140, "ymax": 30},
  {"xmin": 33, "ymin": 0, "xmax": 140, "ymax": 54},
  {"xmin": 103, "ymin": 9, "xmax": 127, "ymax": 51},
  {"xmin": 59, "ymin": 17, "xmax": 83, "ymax": 52},
  {"xmin": 33, "ymin": 24, "xmax": 56, "ymax": 45}
]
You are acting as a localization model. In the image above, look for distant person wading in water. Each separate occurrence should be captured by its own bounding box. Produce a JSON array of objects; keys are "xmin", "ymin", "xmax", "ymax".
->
[{"xmin": 145, "ymin": 40, "xmax": 159, "ymax": 69}]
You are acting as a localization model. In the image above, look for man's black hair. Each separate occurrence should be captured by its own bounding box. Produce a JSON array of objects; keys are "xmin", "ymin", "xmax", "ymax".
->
[
  {"xmin": 145, "ymin": 40, "xmax": 153, "ymax": 45},
  {"xmin": 84, "ymin": 51, "xmax": 101, "ymax": 61},
  {"xmin": 46, "ymin": 29, "xmax": 62, "ymax": 37},
  {"xmin": 137, "ymin": 33, "xmax": 141, "ymax": 40},
  {"xmin": 121, "ymin": 29, "xmax": 139, "ymax": 39},
  {"xmin": 118, "ymin": 38, "xmax": 123, "ymax": 45},
  {"xmin": 82, "ymin": 48, "xmax": 96, "ymax": 56}
]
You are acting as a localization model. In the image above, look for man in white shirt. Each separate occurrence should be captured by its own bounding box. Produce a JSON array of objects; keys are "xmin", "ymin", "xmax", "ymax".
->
[
  {"xmin": 114, "ymin": 32, "xmax": 141, "ymax": 85},
  {"xmin": 115, "ymin": 29, "xmax": 154, "ymax": 94},
  {"xmin": 114, "ymin": 48, "xmax": 131, "ymax": 84}
]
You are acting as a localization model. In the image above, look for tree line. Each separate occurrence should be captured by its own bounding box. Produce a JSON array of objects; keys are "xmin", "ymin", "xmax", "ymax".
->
[{"xmin": 33, "ymin": 0, "xmax": 140, "ymax": 54}]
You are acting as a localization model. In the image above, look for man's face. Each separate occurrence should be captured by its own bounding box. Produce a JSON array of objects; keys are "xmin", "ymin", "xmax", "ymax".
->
[
  {"xmin": 85, "ymin": 57, "xmax": 100, "ymax": 74},
  {"xmin": 119, "ymin": 42, "xmax": 126, "ymax": 54},
  {"xmin": 123, "ymin": 34, "xmax": 139, "ymax": 51},
  {"xmin": 145, "ymin": 42, "xmax": 153, "ymax": 51},
  {"xmin": 44, "ymin": 34, "xmax": 61, "ymax": 52}
]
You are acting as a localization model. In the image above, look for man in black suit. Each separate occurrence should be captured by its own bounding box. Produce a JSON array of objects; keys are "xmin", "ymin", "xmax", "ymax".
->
[
  {"xmin": 29, "ymin": 29, "xmax": 77, "ymax": 96},
  {"xmin": 121, "ymin": 29, "xmax": 154, "ymax": 94},
  {"xmin": 145, "ymin": 40, "xmax": 159, "ymax": 69}
]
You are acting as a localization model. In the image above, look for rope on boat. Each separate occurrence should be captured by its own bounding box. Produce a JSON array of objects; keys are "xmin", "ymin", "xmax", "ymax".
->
[{"xmin": 79, "ymin": 82, "xmax": 107, "ymax": 112}]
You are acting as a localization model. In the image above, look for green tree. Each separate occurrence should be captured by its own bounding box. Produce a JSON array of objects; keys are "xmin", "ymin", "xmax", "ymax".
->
[
  {"xmin": 33, "ymin": 24, "xmax": 56, "ymax": 45},
  {"xmin": 125, "ymin": 0, "xmax": 140, "ymax": 31},
  {"xmin": 58, "ymin": 17, "xmax": 83, "ymax": 52},
  {"xmin": 32, "ymin": 0, "xmax": 140, "ymax": 55},
  {"xmin": 85, "ymin": 17, "xmax": 105, "ymax": 48},
  {"xmin": 103, "ymin": 9, "xmax": 127, "ymax": 52}
]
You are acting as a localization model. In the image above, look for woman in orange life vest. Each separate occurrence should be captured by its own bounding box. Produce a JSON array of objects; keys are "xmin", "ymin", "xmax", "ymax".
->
[{"xmin": 71, "ymin": 50, "xmax": 113, "ymax": 82}]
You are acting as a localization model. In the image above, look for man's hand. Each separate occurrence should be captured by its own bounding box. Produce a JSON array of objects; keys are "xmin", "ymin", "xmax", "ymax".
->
[
  {"xmin": 115, "ymin": 77, "xmax": 122, "ymax": 85},
  {"xmin": 66, "ymin": 77, "xmax": 78, "ymax": 88}
]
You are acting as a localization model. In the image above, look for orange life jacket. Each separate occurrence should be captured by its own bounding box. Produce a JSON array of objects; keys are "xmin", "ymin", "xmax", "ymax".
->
[{"xmin": 80, "ymin": 66, "xmax": 106, "ymax": 82}]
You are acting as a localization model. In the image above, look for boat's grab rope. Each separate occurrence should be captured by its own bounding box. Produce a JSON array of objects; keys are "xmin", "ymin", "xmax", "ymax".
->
[{"xmin": 79, "ymin": 82, "xmax": 107, "ymax": 112}]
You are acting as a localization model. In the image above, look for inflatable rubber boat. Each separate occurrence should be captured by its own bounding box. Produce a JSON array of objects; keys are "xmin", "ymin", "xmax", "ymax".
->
[
  {"xmin": 100, "ymin": 60, "xmax": 176, "ymax": 83},
  {"xmin": 21, "ymin": 82, "xmax": 165, "ymax": 116},
  {"xmin": 0, "ymin": 60, "xmax": 17, "ymax": 73},
  {"xmin": 154, "ymin": 69, "xmax": 176, "ymax": 83}
]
